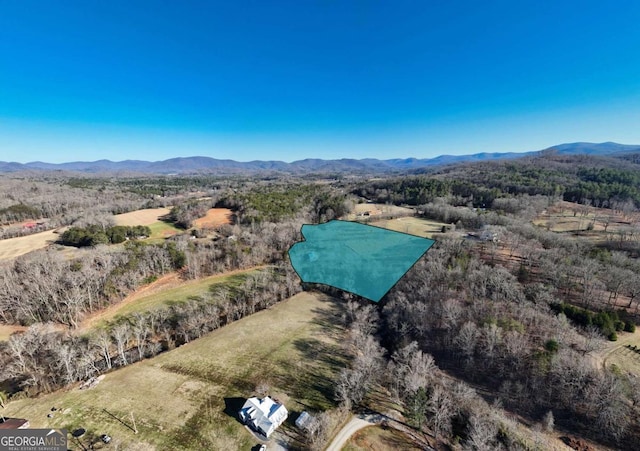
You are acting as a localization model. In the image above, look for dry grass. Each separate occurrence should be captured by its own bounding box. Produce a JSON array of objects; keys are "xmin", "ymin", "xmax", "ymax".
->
[
  {"xmin": 369, "ymin": 217, "xmax": 447, "ymax": 238},
  {"xmin": 533, "ymin": 201, "xmax": 639, "ymax": 235},
  {"xmin": 3, "ymin": 291, "xmax": 348, "ymax": 450},
  {"xmin": 598, "ymin": 329, "xmax": 640, "ymax": 377},
  {"xmin": 343, "ymin": 426, "xmax": 423, "ymax": 451},
  {"xmin": 192, "ymin": 208, "xmax": 233, "ymax": 229},
  {"xmin": 0, "ymin": 324, "xmax": 26, "ymax": 341},
  {"xmin": 0, "ymin": 229, "xmax": 61, "ymax": 261},
  {"xmin": 113, "ymin": 208, "xmax": 172, "ymax": 226},
  {"xmin": 347, "ymin": 203, "xmax": 414, "ymax": 220}
]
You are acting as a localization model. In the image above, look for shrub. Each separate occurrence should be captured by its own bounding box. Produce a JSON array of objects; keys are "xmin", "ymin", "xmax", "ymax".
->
[
  {"xmin": 608, "ymin": 332, "xmax": 618, "ymax": 341},
  {"xmin": 624, "ymin": 322, "xmax": 636, "ymax": 333},
  {"xmin": 544, "ymin": 339, "xmax": 559, "ymax": 353}
]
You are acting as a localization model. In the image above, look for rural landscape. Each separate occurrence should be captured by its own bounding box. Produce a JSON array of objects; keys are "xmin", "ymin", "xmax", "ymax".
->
[{"xmin": 1, "ymin": 144, "xmax": 640, "ymax": 450}]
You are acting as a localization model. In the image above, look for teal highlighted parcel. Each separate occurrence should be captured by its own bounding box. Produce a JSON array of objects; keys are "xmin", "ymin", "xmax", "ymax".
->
[{"xmin": 288, "ymin": 220, "xmax": 434, "ymax": 302}]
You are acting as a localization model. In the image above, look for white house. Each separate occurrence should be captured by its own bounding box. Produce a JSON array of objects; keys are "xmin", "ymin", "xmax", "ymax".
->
[{"xmin": 238, "ymin": 396, "xmax": 288, "ymax": 437}]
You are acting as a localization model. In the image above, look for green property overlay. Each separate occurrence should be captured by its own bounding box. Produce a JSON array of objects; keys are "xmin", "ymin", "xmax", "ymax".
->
[{"xmin": 288, "ymin": 220, "xmax": 435, "ymax": 302}]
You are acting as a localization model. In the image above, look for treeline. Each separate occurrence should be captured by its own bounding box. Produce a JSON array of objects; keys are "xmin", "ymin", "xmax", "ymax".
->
[
  {"xmin": 218, "ymin": 183, "xmax": 350, "ymax": 223},
  {"xmin": 353, "ymin": 154, "xmax": 640, "ymax": 209},
  {"xmin": 1, "ymin": 219, "xmax": 302, "ymax": 328},
  {"xmin": 372, "ymin": 237, "xmax": 640, "ymax": 446},
  {"xmin": 550, "ymin": 303, "xmax": 636, "ymax": 340},
  {"xmin": 0, "ymin": 242, "xmax": 183, "ymax": 327},
  {"xmin": 59, "ymin": 225, "xmax": 152, "ymax": 247},
  {"xmin": 0, "ymin": 265, "xmax": 300, "ymax": 395}
]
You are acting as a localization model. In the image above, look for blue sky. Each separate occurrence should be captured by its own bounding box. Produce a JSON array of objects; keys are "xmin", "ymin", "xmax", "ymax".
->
[{"xmin": 1, "ymin": 1, "xmax": 640, "ymax": 163}]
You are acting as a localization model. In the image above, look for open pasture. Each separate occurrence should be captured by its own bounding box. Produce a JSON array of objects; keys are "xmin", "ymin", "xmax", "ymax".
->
[
  {"xmin": 113, "ymin": 208, "xmax": 172, "ymax": 226},
  {"xmin": 192, "ymin": 208, "xmax": 233, "ymax": 229},
  {"xmin": 369, "ymin": 216, "xmax": 448, "ymax": 238},
  {"xmin": 0, "ymin": 229, "xmax": 60, "ymax": 261},
  {"xmin": 2, "ymin": 292, "xmax": 348, "ymax": 450},
  {"xmin": 533, "ymin": 200, "xmax": 639, "ymax": 235},
  {"xmin": 346, "ymin": 203, "xmax": 415, "ymax": 220}
]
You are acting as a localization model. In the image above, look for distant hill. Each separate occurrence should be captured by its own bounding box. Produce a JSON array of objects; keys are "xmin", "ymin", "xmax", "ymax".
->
[{"xmin": 2, "ymin": 142, "xmax": 639, "ymax": 175}]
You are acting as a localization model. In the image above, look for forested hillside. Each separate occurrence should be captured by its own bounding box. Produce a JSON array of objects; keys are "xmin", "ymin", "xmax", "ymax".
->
[{"xmin": 1, "ymin": 154, "xmax": 640, "ymax": 450}]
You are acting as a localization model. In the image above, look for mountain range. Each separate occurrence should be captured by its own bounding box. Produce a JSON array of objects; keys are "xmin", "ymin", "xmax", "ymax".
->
[{"xmin": 2, "ymin": 142, "xmax": 639, "ymax": 175}]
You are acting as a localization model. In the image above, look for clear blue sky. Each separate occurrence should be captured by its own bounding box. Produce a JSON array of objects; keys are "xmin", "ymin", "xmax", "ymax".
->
[{"xmin": 1, "ymin": 1, "xmax": 640, "ymax": 163}]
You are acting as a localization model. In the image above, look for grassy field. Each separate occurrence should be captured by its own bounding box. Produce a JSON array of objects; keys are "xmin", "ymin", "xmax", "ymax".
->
[
  {"xmin": 533, "ymin": 201, "xmax": 638, "ymax": 235},
  {"xmin": 369, "ymin": 217, "xmax": 448, "ymax": 238},
  {"xmin": 3, "ymin": 291, "xmax": 348, "ymax": 450},
  {"xmin": 76, "ymin": 267, "xmax": 267, "ymax": 333},
  {"xmin": 342, "ymin": 426, "xmax": 422, "ymax": 451},
  {"xmin": 146, "ymin": 221, "xmax": 182, "ymax": 242},
  {"xmin": 113, "ymin": 208, "xmax": 172, "ymax": 226},
  {"xmin": 600, "ymin": 329, "xmax": 640, "ymax": 377},
  {"xmin": 0, "ymin": 229, "xmax": 60, "ymax": 261}
]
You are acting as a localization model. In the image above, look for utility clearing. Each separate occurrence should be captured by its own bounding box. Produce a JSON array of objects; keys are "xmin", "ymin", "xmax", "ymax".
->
[{"xmin": 3, "ymin": 292, "xmax": 348, "ymax": 450}]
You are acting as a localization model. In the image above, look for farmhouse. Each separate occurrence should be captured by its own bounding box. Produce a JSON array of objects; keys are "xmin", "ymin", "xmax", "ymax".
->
[{"xmin": 238, "ymin": 396, "xmax": 288, "ymax": 438}]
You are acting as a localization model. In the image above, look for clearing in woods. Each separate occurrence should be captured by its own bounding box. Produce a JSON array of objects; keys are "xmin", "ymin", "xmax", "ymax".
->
[
  {"xmin": 76, "ymin": 266, "xmax": 268, "ymax": 333},
  {"xmin": 533, "ymin": 200, "xmax": 639, "ymax": 236},
  {"xmin": 2, "ymin": 292, "xmax": 349, "ymax": 451},
  {"xmin": 113, "ymin": 208, "xmax": 172, "ymax": 226},
  {"xmin": 0, "ymin": 229, "xmax": 60, "ymax": 261},
  {"xmin": 192, "ymin": 208, "xmax": 233, "ymax": 228},
  {"xmin": 369, "ymin": 216, "xmax": 449, "ymax": 238},
  {"xmin": 597, "ymin": 329, "xmax": 640, "ymax": 377}
]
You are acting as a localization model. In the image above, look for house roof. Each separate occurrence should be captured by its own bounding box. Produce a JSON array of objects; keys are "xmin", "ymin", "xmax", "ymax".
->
[
  {"xmin": 240, "ymin": 397, "xmax": 288, "ymax": 437},
  {"xmin": 0, "ymin": 418, "xmax": 30, "ymax": 429}
]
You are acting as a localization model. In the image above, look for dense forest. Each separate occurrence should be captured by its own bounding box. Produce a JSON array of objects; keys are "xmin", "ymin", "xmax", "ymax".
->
[{"xmin": 1, "ymin": 152, "xmax": 640, "ymax": 450}]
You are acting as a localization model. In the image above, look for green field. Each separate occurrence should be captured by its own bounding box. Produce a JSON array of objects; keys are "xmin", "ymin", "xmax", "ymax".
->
[
  {"xmin": 113, "ymin": 271, "xmax": 258, "ymax": 319},
  {"xmin": 146, "ymin": 221, "xmax": 182, "ymax": 242},
  {"xmin": 3, "ymin": 292, "xmax": 348, "ymax": 450}
]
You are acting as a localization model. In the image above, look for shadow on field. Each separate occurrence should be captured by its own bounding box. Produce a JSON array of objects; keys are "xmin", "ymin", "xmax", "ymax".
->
[{"xmin": 223, "ymin": 397, "xmax": 246, "ymax": 423}]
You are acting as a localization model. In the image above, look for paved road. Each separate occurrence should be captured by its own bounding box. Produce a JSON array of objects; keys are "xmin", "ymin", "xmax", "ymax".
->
[{"xmin": 325, "ymin": 413, "xmax": 383, "ymax": 451}]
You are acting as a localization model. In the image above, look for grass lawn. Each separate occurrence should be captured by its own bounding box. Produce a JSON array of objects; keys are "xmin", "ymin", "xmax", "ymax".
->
[
  {"xmin": 343, "ymin": 426, "xmax": 423, "ymax": 451},
  {"xmin": 369, "ymin": 217, "xmax": 448, "ymax": 238},
  {"xmin": 3, "ymin": 291, "xmax": 349, "ymax": 450}
]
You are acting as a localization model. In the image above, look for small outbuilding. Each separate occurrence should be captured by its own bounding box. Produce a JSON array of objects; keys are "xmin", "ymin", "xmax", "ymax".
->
[
  {"xmin": 238, "ymin": 396, "xmax": 288, "ymax": 438},
  {"xmin": 295, "ymin": 411, "xmax": 313, "ymax": 430}
]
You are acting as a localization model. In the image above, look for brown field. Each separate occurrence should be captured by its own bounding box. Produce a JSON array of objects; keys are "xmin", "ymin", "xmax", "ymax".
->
[
  {"xmin": 533, "ymin": 201, "xmax": 639, "ymax": 235},
  {"xmin": 113, "ymin": 208, "xmax": 172, "ymax": 226},
  {"xmin": 598, "ymin": 329, "xmax": 640, "ymax": 377},
  {"xmin": 2, "ymin": 291, "xmax": 348, "ymax": 450},
  {"xmin": 0, "ymin": 324, "xmax": 26, "ymax": 341},
  {"xmin": 0, "ymin": 229, "xmax": 60, "ymax": 261},
  {"xmin": 192, "ymin": 208, "xmax": 233, "ymax": 229},
  {"xmin": 369, "ymin": 217, "xmax": 448, "ymax": 238},
  {"xmin": 343, "ymin": 426, "xmax": 422, "ymax": 451},
  {"xmin": 348, "ymin": 203, "xmax": 415, "ymax": 220}
]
